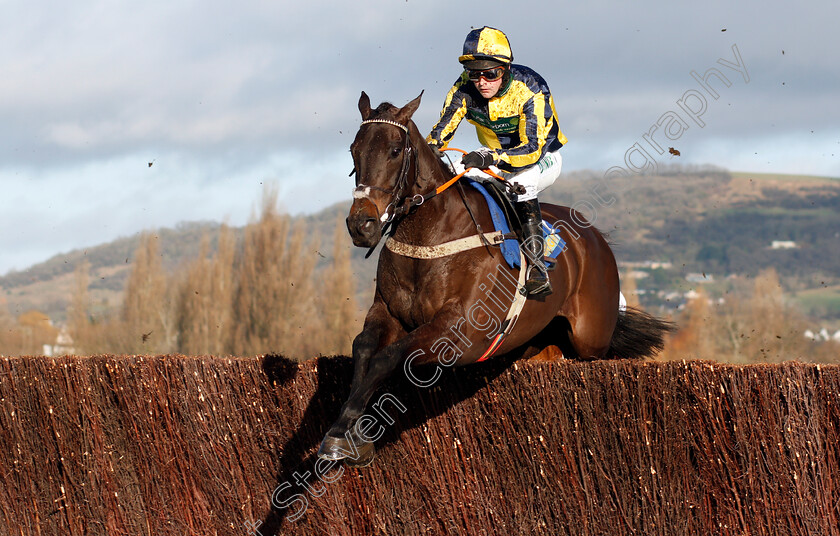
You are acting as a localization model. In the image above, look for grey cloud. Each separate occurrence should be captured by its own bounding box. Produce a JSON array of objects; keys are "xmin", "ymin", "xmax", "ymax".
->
[
  {"xmin": 2, "ymin": 0, "xmax": 839, "ymax": 274},
  {"xmin": 3, "ymin": 1, "xmax": 837, "ymax": 170}
]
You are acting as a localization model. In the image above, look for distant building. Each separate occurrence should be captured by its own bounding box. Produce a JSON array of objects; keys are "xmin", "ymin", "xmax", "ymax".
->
[
  {"xmin": 686, "ymin": 272, "xmax": 714, "ymax": 283},
  {"xmin": 804, "ymin": 328, "xmax": 840, "ymax": 343},
  {"xmin": 43, "ymin": 328, "xmax": 75, "ymax": 357},
  {"xmin": 618, "ymin": 260, "xmax": 673, "ymax": 270},
  {"xmin": 771, "ymin": 240, "xmax": 797, "ymax": 249}
]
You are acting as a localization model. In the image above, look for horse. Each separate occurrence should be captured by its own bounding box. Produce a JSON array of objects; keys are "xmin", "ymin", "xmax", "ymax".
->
[{"xmin": 318, "ymin": 91, "xmax": 673, "ymax": 466}]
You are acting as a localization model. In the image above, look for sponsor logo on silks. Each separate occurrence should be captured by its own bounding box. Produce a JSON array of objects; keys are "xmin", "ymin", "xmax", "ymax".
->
[
  {"xmin": 537, "ymin": 153, "xmax": 554, "ymax": 173},
  {"xmin": 541, "ymin": 220, "xmax": 567, "ymax": 259},
  {"xmin": 544, "ymin": 232, "xmax": 563, "ymax": 257},
  {"xmin": 468, "ymin": 110, "xmax": 519, "ymax": 133}
]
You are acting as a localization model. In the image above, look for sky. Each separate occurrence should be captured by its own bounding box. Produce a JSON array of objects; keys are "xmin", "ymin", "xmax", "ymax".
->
[{"xmin": 1, "ymin": 0, "xmax": 839, "ymax": 275}]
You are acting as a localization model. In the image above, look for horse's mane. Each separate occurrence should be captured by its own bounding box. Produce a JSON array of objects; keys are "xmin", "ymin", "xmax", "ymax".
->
[{"xmin": 368, "ymin": 100, "xmax": 454, "ymax": 179}]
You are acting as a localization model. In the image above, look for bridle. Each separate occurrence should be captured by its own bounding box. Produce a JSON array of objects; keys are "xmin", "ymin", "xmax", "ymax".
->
[
  {"xmin": 350, "ymin": 117, "xmax": 508, "ymax": 257},
  {"xmin": 351, "ymin": 118, "xmax": 416, "ymax": 225},
  {"xmin": 352, "ymin": 117, "xmax": 481, "ymax": 225}
]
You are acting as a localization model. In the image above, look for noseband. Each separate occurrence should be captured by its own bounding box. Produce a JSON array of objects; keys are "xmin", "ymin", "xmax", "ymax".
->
[{"xmin": 352, "ymin": 119, "xmax": 417, "ymax": 224}]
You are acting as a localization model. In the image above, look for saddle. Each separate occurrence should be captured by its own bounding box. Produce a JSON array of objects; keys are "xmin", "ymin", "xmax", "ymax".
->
[
  {"xmin": 469, "ymin": 176, "xmax": 521, "ymax": 231},
  {"xmin": 466, "ymin": 177, "xmax": 566, "ymax": 270}
]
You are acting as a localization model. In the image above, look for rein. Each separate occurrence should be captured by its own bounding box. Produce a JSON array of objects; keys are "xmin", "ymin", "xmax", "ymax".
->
[{"xmin": 352, "ymin": 119, "xmax": 507, "ymax": 224}]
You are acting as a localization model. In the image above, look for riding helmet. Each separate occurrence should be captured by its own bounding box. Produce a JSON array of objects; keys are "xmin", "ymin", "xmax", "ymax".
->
[{"xmin": 458, "ymin": 26, "xmax": 513, "ymax": 70}]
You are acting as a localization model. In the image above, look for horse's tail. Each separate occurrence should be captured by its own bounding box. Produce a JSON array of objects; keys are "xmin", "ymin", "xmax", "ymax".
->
[{"xmin": 607, "ymin": 307, "xmax": 676, "ymax": 359}]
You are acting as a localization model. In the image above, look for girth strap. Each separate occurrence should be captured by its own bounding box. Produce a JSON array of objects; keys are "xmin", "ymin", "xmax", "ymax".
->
[{"xmin": 477, "ymin": 249, "xmax": 529, "ymax": 362}]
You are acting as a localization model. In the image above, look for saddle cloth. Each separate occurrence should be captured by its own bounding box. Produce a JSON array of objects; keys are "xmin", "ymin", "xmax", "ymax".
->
[{"xmin": 467, "ymin": 179, "xmax": 567, "ymax": 269}]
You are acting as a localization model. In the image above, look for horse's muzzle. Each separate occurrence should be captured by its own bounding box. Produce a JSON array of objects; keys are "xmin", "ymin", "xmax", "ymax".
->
[{"xmin": 347, "ymin": 198, "xmax": 383, "ymax": 248}]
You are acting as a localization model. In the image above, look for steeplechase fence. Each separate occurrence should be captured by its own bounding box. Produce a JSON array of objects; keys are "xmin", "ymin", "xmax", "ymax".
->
[{"xmin": 0, "ymin": 355, "xmax": 837, "ymax": 535}]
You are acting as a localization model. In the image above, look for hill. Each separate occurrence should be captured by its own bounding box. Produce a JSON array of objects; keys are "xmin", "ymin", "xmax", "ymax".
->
[
  {"xmin": 2, "ymin": 166, "xmax": 839, "ymax": 324},
  {"xmin": 0, "ymin": 206, "xmax": 378, "ymax": 324},
  {"xmin": 1, "ymin": 222, "xmax": 227, "ymax": 321},
  {"xmin": 540, "ymin": 167, "xmax": 840, "ymax": 317}
]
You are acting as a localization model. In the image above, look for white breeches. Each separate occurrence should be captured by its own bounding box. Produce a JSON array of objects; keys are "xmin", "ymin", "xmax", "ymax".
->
[{"xmin": 454, "ymin": 147, "xmax": 563, "ymax": 202}]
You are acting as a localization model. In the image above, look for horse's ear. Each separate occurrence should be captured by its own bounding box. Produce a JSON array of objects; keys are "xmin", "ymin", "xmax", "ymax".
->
[
  {"xmin": 396, "ymin": 90, "xmax": 424, "ymax": 123},
  {"xmin": 359, "ymin": 91, "xmax": 372, "ymax": 120}
]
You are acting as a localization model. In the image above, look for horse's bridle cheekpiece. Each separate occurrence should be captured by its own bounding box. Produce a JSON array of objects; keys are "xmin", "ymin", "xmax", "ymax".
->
[{"xmin": 353, "ymin": 119, "xmax": 416, "ymax": 227}]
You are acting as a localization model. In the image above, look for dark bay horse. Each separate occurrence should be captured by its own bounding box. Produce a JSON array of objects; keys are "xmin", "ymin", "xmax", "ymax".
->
[{"xmin": 318, "ymin": 91, "xmax": 672, "ymax": 465}]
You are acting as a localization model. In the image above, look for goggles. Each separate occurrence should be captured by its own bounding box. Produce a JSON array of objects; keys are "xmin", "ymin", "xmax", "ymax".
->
[{"xmin": 466, "ymin": 66, "xmax": 505, "ymax": 82}]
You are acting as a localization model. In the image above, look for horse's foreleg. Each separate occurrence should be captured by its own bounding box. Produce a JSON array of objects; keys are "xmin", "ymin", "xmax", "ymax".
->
[
  {"xmin": 318, "ymin": 301, "xmax": 465, "ymax": 463},
  {"xmin": 346, "ymin": 296, "xmax": 406, "ymax": 403},
  {"xmin": 317, "ymin": 299, "xmax": 405, "ymax": 465}
]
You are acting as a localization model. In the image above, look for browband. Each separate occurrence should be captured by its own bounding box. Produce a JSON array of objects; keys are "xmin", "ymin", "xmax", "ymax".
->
[{"xmin": 360, "ymin": 119, "xmax": 408, "ymax": 133}]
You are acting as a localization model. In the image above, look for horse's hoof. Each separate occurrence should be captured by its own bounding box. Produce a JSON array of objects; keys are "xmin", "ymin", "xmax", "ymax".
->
[
  {"xmin": 344, "ymin": 441, "xmax": 376, "ymax": 468},
  {"xmin": 317, "ymin": 435, "xmax": 350, "ymax": 461},
  {"xmin": 317, "ymin": 434, "xmax": 376, "ymax": 467}
]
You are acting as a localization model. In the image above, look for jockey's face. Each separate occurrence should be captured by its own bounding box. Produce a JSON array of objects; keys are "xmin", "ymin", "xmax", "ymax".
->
[
  {"xmin": 474, "ymin": 75, "xmax": 503, "ymax": 99},
  {"xmin": 473, "ymin": 75, "xmax": 503, "ymax": 99}
]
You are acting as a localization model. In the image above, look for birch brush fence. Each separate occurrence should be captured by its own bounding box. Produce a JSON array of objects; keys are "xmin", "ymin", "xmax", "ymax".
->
[{"xmin": 0, "ymin": 355, "xmax": 838, "ymax": 535}]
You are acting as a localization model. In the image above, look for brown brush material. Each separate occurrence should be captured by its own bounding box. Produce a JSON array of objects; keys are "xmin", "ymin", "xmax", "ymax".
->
[{"xmin": 0, "ymin": 355, "xmax": 838, "ymax": 535}]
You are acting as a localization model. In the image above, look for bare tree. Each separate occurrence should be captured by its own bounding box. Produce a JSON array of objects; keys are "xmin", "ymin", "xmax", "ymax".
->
[
  {"xmin": 318, "ymin": 214, "xmax": 360, "ymax": 356},
  {"xmin": 176, "ymin": 226, "xmax": 236, "ymax": 355},
  {"xmin": 67, "ymin": 261, "xmax": 92, "ymax": 354},
  {"xmin": 121, "ymin": 233, "xmax": 176, "ymax": 354},
  {"xmin": 231, "ymin": 187, "xmax": 321, "ymax": 358}
]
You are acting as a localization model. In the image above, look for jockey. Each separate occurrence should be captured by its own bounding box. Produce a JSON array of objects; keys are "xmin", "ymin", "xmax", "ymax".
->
[{"xmin": 427, "ymin": 26, "xmax": 567, "ymax": 296}]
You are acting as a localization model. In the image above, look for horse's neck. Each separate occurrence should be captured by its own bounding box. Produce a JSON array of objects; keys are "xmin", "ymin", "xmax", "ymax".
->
[{"xmin": 392, "ymin": 162, "xmax": 474, "ymax": 245}]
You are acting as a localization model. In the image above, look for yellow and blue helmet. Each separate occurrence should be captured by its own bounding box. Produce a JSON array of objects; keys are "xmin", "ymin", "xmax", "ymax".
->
[{"xmin": 458, "ymin": 26, "xmax": 513, "ymax": 70}]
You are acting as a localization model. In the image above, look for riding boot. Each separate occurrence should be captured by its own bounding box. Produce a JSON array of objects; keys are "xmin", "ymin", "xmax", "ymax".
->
[{"xmin": 515, "ymin": 198, "xmax": 552, "ymax": 296}]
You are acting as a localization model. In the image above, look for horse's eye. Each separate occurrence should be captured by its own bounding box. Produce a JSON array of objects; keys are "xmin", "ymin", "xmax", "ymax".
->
[{"xmin": 390, "ymin": 147, "xmax": 402, "ymax": 159}]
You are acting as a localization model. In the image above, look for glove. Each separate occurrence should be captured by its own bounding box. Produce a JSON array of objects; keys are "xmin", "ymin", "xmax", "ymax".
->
[{"xmin": 462, "ymin": 147, "xmax": 496, "ymax": 169}]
